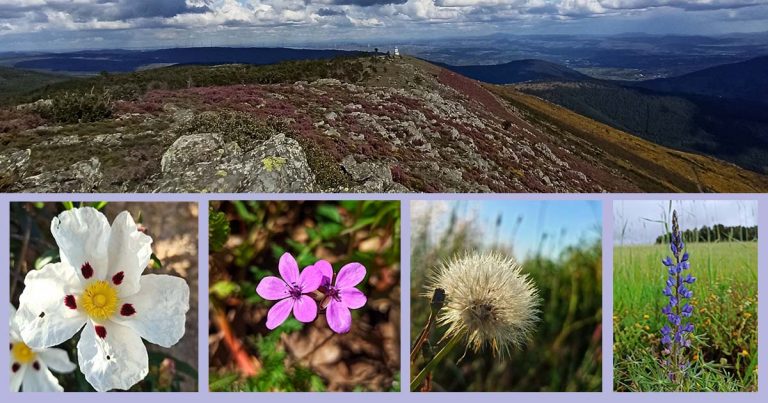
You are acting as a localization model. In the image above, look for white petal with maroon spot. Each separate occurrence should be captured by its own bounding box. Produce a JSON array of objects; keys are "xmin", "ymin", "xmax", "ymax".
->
[
  {"xmin": 77, "ymin": 321, "xmax": 148, "ymax": 392},
  {"xmin": 16, "ymin": 262, "xmax": 87, "ymax": 349},
  {"xmin": 20, "ymin": 361, "xmax": 63, "ymax": 392},
  {"xmin": 107, "ymin": 211, "xmax": 152, "ymax": 297},
  {"xmin": 10, "ymin": 363, "xmax": 26, "ymax": 392},
  {"xmin": 51, "ymin": 207, "xmax": 110, "ymax": 283},
  {"xmin": 10, "ymin": 305, "xmax": 75, "ymax": 392},
  {"xmin": 111, "ymin": 274, "xmax": 189, "ymax": 347}
]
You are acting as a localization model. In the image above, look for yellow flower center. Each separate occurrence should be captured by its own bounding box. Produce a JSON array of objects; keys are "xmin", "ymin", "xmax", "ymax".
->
[
  {"xmin": 80, "ymin": 280, "xmax": 119, "ymax": 320},
  {"xmin": 11, "ymin": 342, "xmax": 36, "ymax": 364}
]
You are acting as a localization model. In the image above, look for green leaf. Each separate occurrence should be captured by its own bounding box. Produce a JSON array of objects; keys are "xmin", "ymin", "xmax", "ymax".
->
[
  {"xmin": 210, "ymin": 280, "xmax": 240, "ymax": 299},
  {"xmin": 34, "ymin": 249, "xmax": 59, "ymax": 270},
  {"xmin": 209, "ymin": 373, "xmax": 240, "ymax": 391},
  {"xmin": 62, "ymin": 201, "xmax": 74, "ymax": 210},
  {"xmin": 89, "ymin": 201, "xmax": 108, "ymax": 210},
  {"xmin": 316, "ymin": 204, "xmax": 342, "ymax": 223},
  {"xmin": 341, "ymin": 216, "xmax": 376, "ymax": 235},
  {"xmin": 209, "ymin": 209, "xmax": 231, "ymax": 252},
  {"xmin": 149, "ymin": 253, "xmax": 162, "ymax": 270},
  {"xmin": 317, "ymin": 222, "xmax": 343, "ymax": 240}
]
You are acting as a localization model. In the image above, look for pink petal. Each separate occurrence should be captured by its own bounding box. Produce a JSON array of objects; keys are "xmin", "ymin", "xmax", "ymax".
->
[
  {"xmin": 340, "ymin": 288, "xmax": 367, "ymax": 309},
  {"xmin": 278, "ymin": 253, "xmax": 300, "ymax": 285},
  {"xmin": 314, "ymin": 260, "xmax": 334, "ymax": 287},
  {"xmin": 326, "ymin": 299, "xmax": 352, "ymax": 334},
  {"xmin": 335, "ymin": 262, "xmax": 366, "ymax": 289},
  {"xmin": 256, "ymin": 276, "xmax": 288, "ymax": 300},
  {"xmin": 299, "ymin": 265, "xmax": 323, "ymax": 292},
  {"xmin": 265, "ymin": 298, "xmax": 293, "ymax": 329},
  {"xmin": 292, "ymin": 295, "xmax": 318, "ymax": 323}
]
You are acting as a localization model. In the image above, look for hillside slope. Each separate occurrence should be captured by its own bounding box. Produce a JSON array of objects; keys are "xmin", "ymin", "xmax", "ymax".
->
[
  {"xmin": 514, "ymin": 80, "xmax": 768, "ymax": 174},
  {"xmin": 1, "ymin": 55, "xmax": 766, "ymax": 193},
  {"xmin": 0, "ymin": 66, "xmax": 69, "ymax": 100}
]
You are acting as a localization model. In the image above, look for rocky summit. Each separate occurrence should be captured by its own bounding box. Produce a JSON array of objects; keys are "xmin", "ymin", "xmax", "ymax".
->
[{"xmin": 2, "ymin": 55, "xmax": 766, "ymax": 193}]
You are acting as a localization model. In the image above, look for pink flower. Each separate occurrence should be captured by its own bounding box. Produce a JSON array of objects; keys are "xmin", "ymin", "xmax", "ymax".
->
[
  {"xmin": 256, "ymin": 253, "xmax": 323, "ymax": 329},
  {"xmin": 315, "ymin": 260, "xmax": 367, "ymax": 334}
]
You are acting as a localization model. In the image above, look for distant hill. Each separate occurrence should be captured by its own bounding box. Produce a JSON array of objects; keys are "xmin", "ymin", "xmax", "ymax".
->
[
  {"xmin": 515, "ymin": 80, "xmax": 768, "ymax": 174},
  {"xmin": 635, "ymin": 55, "xmax": 768, "ymax": 104},
  {"xmin": 436, "ymin": 59, "xmax": 591, "ymax": 84},
  {"xmin": 11, "ymin": 47, "xmax": 364, "ymax": 74},
  {"xmin": 0, "ymin": 66, "xmax": 68, "ymax": 99}
]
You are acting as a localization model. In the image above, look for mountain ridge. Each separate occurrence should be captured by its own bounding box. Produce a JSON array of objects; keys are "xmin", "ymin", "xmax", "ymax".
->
[{"xmin": 1, "ymin": 55, "xmax": 766, "ymax": 193}]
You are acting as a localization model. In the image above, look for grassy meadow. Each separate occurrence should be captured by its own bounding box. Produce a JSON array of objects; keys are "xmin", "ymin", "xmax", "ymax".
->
[{"xmin": 614, "ymin": 241, "xmax": 758, "ymax": 391}]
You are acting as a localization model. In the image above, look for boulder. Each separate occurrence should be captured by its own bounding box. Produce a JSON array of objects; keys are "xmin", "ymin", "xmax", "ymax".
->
[
  {"xmin": 341, "ymin": 155, "xmax": 409, "ymax": 193},
  {"xmin": 0, "ymin": 149, "xmax": 31, "ymax": 189},
  {"xmin": 18, "ymin": 157, "xmax": 102, "ymax": 192},
  {"xmin": 154, "ymin": 132, "xmax": 316, "ymax": 193}
]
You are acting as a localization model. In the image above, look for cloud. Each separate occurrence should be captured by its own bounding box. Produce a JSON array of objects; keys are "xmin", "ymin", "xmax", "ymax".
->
[
  {"xmin": 317, "ymin": 7, "xmax": 346, "ymax": 16},
  {"xmin": 330, "ymin": 0, "xmax": 407, "ymax": 6},
  {"xmin": 599, "ymin": 0, "xmax": 765, "ymax": 12},
  {"xmin": 0, "ymin": 0, "xmax": 766, "ymax": 50}
]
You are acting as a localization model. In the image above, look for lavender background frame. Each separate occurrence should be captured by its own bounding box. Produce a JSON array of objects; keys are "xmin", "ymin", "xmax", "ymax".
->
[{"xmin": 0, "ymin": 192, "xmax": 763, "ymax": 402}]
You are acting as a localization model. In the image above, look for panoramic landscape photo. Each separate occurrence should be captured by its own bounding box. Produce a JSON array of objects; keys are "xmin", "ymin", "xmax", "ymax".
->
[{"xmin": 1, "ymin": 1, "xmax": 768, "ymax": 193}]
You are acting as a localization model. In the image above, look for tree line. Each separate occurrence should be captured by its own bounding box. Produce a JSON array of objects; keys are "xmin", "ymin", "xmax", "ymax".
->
[{"xmin": 655, "ymin": 225, "xmax": 757, "ymax": 244}]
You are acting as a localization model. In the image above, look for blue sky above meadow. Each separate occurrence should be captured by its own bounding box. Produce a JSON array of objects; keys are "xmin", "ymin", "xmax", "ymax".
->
[
  {"xmin": 613, "ymin": 200, "xmax": 758, "ymax": 245},
  {"xmin": 1, "ymin": 1, "xmax": 767, "ymax": 51},
  {"xmin": 411, "ymin": 200, "xmax": 602, "ymax": 260}
]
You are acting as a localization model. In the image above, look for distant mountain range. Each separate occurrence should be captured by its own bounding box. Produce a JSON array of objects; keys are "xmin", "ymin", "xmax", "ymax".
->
[
  {"xmin": 6, "ymin": 47, "xmax": 362, "ymax": 74},
  {"xmin": 436, "ymin": 59, "xmax": 591, "ymax": 84},
  {"xmin": 633, "ymin": 56, "xmax": 768, "ymax": 104}
]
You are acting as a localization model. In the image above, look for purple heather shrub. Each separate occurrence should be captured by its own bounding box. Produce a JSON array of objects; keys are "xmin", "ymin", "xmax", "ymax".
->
[{"xmin": 660, "ymin": 210, "xmax": 696, "ymax": 382}]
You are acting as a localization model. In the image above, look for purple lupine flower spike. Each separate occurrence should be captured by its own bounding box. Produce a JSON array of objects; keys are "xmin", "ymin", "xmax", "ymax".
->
[
  {"xmin": 256, "ymin": 252, "xmax": 323, "ymax": 329},
  {"xmin": 660, "ymin": 210, "xmax": 695, "ymax": 384}
]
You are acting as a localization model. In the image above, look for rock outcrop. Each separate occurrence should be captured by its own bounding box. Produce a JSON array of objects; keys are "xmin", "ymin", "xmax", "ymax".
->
[
  {"xmin": 0, "ymin": 148, "xmax": 31, "ymax": 189},
  {"xmin": 17, "ymin": 157, "xmax": 102, "ymax": 193},
  {"xmin": 153, "ymin": 132, "xmax": 316, "ymax": 193}
]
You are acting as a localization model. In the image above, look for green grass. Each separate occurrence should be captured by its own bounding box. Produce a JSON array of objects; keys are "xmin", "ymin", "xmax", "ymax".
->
[{"xmin": 613, "ymin": 242, "xmax": 758, "ymax": 392}]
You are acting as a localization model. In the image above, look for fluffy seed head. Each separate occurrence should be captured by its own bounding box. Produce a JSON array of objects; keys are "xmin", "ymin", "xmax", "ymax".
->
[{"xmin": 426, "ymin": 251, "xmax": 540, "ymax": 358}]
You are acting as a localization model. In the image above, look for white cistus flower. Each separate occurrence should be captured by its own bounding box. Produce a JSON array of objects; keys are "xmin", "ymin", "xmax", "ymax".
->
[
  {"xmin": 10, "ymin": 305, "xmax": 76, "ymax": 392},
  {"xmin": 426, "ymin": 251, "xmax": 540, "ymax": 358},
  {"xmin": 14, "ymin": 207, "xmax": 190, "ymax": 392}
]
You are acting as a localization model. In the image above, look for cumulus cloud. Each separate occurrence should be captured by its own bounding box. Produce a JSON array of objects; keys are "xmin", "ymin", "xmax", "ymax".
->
[
  {"xmin": 0, "ymin": 0, "xmax": 766, "ymax": 49},
  {"xmin": 330, "ymin": 0, "xmax": 407, "ymax": 6},
  {"xmin": 599, "ymin": 0, "xmax": 765, "ymax": 11}
]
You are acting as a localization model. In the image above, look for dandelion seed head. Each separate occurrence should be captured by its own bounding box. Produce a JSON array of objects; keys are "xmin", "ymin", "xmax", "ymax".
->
[{"xmin": 425, "ymin": 251, "xmax": 540, "ymax": 358}]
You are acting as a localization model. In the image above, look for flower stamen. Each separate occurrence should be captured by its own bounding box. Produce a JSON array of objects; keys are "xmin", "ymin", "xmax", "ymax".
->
[
  {"xmin": 80, "ymin": 280, "xmax": 119, "ymax": 320},
  {"xmin": 11, "ymin": 342, "xmax": 36, "ymax": 364}
]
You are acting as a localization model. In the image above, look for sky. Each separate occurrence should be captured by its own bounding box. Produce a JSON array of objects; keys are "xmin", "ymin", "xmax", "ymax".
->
[
  {"xmin": 1, "ymin": 1, "xmax": 767, "ymax": 51},
  {"xmin": 411, "ymin": 199, "xmax": 602, "ymax": 260},
  {"xmin": 613, "ymin": 200, "xmax": 758, "ymax": 245}
]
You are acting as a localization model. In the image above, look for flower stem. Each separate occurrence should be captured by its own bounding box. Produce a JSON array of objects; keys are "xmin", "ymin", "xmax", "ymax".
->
[
  {"xmin": 410, "ymin": 331, "xmax": 464, "ymax": 391},
  {"xmin": 411, "ymin": 288, "xmax": 445, "ymax": 361}
]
